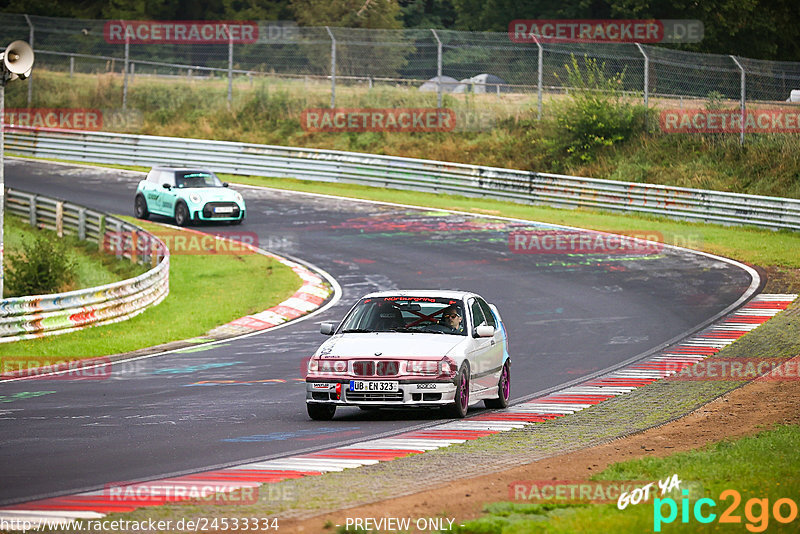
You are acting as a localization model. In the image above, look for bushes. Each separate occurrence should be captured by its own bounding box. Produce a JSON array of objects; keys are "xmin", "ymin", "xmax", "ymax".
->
[
  {"xmin": 5, "ymin": 234, "xmax": 77, "ymax": 296},
  {"xmin": 540, "ymin": 55, "xmax": 648, "ymax": 172}
]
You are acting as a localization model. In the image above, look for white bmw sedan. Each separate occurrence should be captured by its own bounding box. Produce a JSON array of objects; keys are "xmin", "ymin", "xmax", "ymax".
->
[{"xmin": 305, "ymin": 290, "xmax": 510, "ymax": 420}]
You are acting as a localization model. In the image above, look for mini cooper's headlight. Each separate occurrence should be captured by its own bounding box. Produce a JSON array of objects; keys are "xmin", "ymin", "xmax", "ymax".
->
[
  {"xmin": 234, "ymin": 192, "xmax": 243, "ymax": 203},
  {"xmin": 189, "ymin": 193, "xmax": 201, "ymax": 204}
]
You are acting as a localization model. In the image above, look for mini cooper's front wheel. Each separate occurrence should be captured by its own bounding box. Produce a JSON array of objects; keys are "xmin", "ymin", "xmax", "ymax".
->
[
  {"xmin": 446, "ymin": 366, "xmax": 470, "ymax": 418},
  {"xmin": 174, "ymin": 202, "xmax": 190, "ymax": 227},
  {"xmin": 307, "ymin": 402, "xmax": 336, "ymax": 421},
  {"xmin": 485, "ymin": 360, "xmax": 510, "ymax": 409},
  {"xmin": 134, "ymin": 195, "xmax": 149, "ymax": 220}
]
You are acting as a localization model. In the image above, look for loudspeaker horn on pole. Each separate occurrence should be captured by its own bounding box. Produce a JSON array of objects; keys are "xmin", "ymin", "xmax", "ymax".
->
[{"xmin": 1, "ymin": 40, "xmax": 34, "ymax": 81}]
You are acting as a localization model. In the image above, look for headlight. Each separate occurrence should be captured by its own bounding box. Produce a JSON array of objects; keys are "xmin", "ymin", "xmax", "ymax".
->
[
  {"xmin": 234, "ymin": 192, "xmax": 243, "ymax": 203},
  {"xmin": 189, "ymin": 193, "xmax": 201, "ymax": 204},
  {"xmin": 317, "ymin": 360, "xmax": 348, "ymax": 373},
  {"xmin": 404, "ymin": 360, "xmax": 439, "ymax": 375},
  {"xmin": 307, "ymin": 358, "xmax": 318, "ymax": 373}
]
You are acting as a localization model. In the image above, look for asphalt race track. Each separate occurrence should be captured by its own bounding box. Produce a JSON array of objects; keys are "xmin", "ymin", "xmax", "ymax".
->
[{"xmin": 0, "ymin": 159, "xmax": 755, "ymax": 505}]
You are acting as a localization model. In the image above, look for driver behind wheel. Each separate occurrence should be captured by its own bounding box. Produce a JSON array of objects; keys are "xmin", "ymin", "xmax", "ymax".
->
[{"xmin": 439, "ymin": 305, "xmax": 463, "ymax": 333}]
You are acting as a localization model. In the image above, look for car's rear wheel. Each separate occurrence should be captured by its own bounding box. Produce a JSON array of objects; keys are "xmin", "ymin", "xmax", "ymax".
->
[
  {"xmin": 485, "ymin": 360, "xmax": 510, "ymax": 409},
  {"xmin": 174, "ymin": 202, "xmax": 190, "ymax": 227},
  {"xmin": 134, "ymin": 195, "xmax": 149, "ymax": 220},
  {"xmin": 307, "ymin": 403, "xmax": 336, "ymax": 421},
  {"xmin": 446, "ymin": 366, "xmax": 470, "ymax": 418}
]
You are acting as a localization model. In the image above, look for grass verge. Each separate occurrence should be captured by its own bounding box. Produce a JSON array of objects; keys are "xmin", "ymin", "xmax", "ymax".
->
[
  {"xmin": 3, "ymin": 215, "xmax": 147, "ymax": 298},
  {"xmin": 0, "ymin": 218, "xmax": 302, "ymax": 362},
  {"xmin": 454, "ymin": 424, "xmax": 800, "ymax": 533}
]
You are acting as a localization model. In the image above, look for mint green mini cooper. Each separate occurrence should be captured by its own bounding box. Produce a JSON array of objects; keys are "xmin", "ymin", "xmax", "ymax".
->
[{"xmin": 134, "ymin": 167, "xmax": 246, "ymax": 226}]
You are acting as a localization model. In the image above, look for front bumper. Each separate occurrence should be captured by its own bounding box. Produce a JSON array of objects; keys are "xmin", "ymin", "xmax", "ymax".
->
[
  {"xmin": 191, "ymin": 202, "xmax": 246, "ymax": 221},
  {"xmin": 305, "ymin": 378, "xmax": 457, "ymax": 407}
]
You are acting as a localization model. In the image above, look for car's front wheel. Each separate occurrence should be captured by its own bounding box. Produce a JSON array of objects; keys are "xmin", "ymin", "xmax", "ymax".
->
[
  {"xmin": 446, "ymin": 366, "xmax": 470, "ymax": 418},
  {"xmin": 134, "ymin": 195, "xmax": 149, "ymax": 220},
  {"xmin": 307, "ymin": 403, "xmax": 336, "ymax": 421},
  {"xmin": 485, "ymin": 360, "xmax": 510, "ymax": 409},
  {"xmin": 174, "ymin": 202, "xmax": 190, "ymax": 227}
]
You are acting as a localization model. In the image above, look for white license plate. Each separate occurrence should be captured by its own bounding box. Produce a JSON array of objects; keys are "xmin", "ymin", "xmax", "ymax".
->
[
  {"xmin": 214, "ymin": 206, "xmax": 234, "ymax": 214},
  {"xmin": 349, "ymin": 380, "xmax": 398, "ymax": 392}
]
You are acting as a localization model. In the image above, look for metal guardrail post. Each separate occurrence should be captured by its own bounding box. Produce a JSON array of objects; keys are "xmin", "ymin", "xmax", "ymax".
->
[
  {"xmin": 431, "ymin": 29, "xmax": 442, "ymax": 109},
  {"xmin": 730, "ymin": 55, "xmax": 746, "ymax": 146},
  {"xmin": 325, "ymin": 26, "xmax": 336, "ymax": 109},
  {"xmin": 55, "ymin": 201, "xmax": 63, "ymax": 237},
  {"xmin": 78, "ymin": 207, "xmax": 86, "ymax": 240}
]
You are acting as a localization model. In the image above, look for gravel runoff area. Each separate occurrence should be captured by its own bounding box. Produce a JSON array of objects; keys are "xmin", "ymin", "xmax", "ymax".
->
[{"xmin": 233, "ymin": 300, "xmax": 800, "ymax": 527}]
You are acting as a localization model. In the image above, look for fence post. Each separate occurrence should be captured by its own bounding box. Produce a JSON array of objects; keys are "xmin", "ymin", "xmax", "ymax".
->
[
  {"xmin": 24, "ymin": 14, "xmax": 33, "ymax": 107},
  {"xmin": 29, "ymin": 194, "xmax": 37, "ymax": 227},
  {"xmin": 431, "ymin": 29, "xmax": 442, "ymax": 109},
  {"xmin": 635, "ymin": 43, "xmax": 649, "ymax": 129},
  {"xmin": 55, "ymin": 201, "xmax": 64, "ymax": 237},
  {"xmin": 227, "ymin": 24, "xmax": 233, "ymax": 108},
  {"xmin": 123, "ymin": 28, "xmax": 129, "ymax": 111},
  {"xmin": 325, "ymin": 26, "xmax": 336, "ymax": 108},
  {"xmin": 78, "ymin": 208, "xmax": 86, "ymax": 240},
  {"xmin": 69, "ymin": 55, "xmax": 74, "ymax": 78},
  {"xmin": 533, "ymin": 34, "xmax": 542, "ymax": 120},
  {"xmin": 730, "ymin": 55, "xmax": 746, "ymax": 145}
]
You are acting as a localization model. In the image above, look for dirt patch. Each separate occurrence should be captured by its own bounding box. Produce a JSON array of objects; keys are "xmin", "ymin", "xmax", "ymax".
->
[
  {"xmin": 761, "ymin": 265, "xmax": 800, "ymax": 293},
  {"xmin": 284, "ymin": 364, "xmax": 800, "ymax": 533}
]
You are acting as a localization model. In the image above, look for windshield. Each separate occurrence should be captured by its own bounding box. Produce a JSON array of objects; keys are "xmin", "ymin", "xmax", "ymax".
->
[
  {"xmin": 175, "ymin": 171, "xmax": 223, "ymax": 188},
  {"xmin": 339, "ymin": 296, "xmax": 466, "ymax": 335}
]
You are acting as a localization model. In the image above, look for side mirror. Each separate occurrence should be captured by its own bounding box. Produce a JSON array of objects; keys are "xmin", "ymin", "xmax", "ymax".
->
[
  {"xmin": 162, "ymin": 183, "xmax": 172, "ymax": 190},
  {"xmin": 320, "ymin": 322, "xmax": 337, "ymax": 335},
  {"xmin": 222, "ymin": 182, "xmax": 229, "ymax": 187},
  {"xmin": 474, "ymin": 325, "xmax": 495, "ymax": 338}
]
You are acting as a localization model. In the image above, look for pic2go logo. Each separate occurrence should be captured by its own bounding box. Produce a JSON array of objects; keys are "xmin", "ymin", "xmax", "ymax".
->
[{"xmin": 653, "ymin": 489, "xmax": 799, "ymax": 532}]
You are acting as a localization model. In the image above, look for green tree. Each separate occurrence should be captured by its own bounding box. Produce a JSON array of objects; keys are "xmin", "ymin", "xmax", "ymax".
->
[{"xmin": 289, "ymin": 0, "xmax": 402, "ymax": 28}]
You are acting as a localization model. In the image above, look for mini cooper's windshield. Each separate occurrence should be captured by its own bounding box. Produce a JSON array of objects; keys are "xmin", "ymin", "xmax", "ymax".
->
[
  {"xmin": 339, "ymin": 296, "xmax": 467, "ymax": 335},
  {"xmin": 175, "ymin": 171, "xmax": 223, "ymax": 188}
]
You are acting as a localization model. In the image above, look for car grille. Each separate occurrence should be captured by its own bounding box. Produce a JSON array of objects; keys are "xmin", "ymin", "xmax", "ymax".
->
[
  {"xmin": 351, "ymin": 360, "xmax": 400, "ymax": 377},
  {"xmin": 202, "ymin": 202, "xmax": 240, "ymax": 218},
  {"xmin": 346, "ymin": 390, "xmax": 404, "ymax": 402}
]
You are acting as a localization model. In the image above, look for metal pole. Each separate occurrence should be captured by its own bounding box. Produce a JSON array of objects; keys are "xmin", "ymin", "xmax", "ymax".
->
[
  {"xmin": 227, "ymin": 24, "xmax": 233, "ymax": 107},
  {"xmin": 534, "ymin": 35, "xmax": 542, "ymax": 120},
  {"xmin": 0, "ymin": 83, "xmax": 5, "ymax": 297},
  {"xmin": 69, "ymin": 55, "xmax": 74, "ymax": 78},
  {"xmin": 431, "ymin": 29, "xmax": 442, "ymax": 109},
  {"xmin": 325, "ymin": 26, "xmax": 336, "ymax": 109},
  {"xmin": 636, "ymin": 43, "xmax": 649, "ymax": 129},
  {"xmin": 123, "ymin": 29, "xmax": 129, "ymax": 110},
  {"xmin": 730, "ymin": 55, "xmax": 745, "ymax": 145},
  {"xmin": 24, "ymin": 15, "xmax": 33, "ymax": 107}
]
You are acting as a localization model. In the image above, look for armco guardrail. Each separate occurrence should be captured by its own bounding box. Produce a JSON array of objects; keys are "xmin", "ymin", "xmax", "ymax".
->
[
  {"xmin": 1, "ymin": 188, "xmax": 169, "ymax": 343},
  {"xmin": 7, "ymin": 126, "xmax": 800, "ymax": 231}
]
